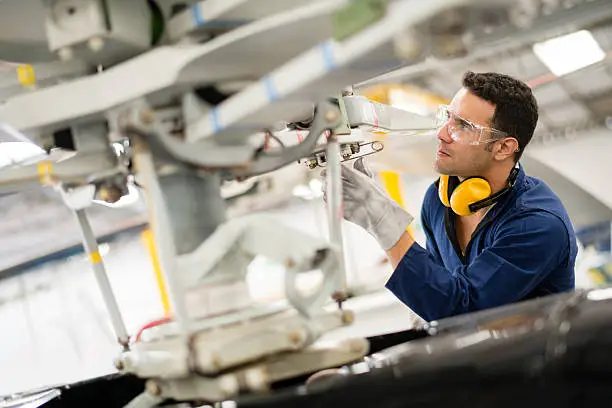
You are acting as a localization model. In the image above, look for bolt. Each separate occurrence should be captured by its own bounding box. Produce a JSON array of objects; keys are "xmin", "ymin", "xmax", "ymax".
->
[
  {"xmin": 139, "ymin": 109, "xmax": 156, "ymax": 125},
  {"xmin": 325, "ymin": 109, "xmax": 339, "ymax": 123},
  {"xmin": 145, "ymin": 380, "xmax": 162, "ymax": 396}
]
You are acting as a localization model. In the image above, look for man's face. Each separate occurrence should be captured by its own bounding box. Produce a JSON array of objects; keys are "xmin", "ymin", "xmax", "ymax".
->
[{"xmin": 435, "ymin": 88, "xmax": 497, "ymax": 177}]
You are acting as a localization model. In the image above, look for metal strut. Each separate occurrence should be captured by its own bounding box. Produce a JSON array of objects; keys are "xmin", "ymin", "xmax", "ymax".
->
[{"xmin": 74, "ymin": 208, "xmax": 130, "ymax": 349}]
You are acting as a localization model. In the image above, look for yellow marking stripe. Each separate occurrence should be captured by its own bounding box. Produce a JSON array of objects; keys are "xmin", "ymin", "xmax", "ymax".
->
[
  {"xmin": 90, "ymin": 251, "xmax": 102, "ymax": 264},
  {"xmin": 37, "ymin": 161, "xmax": 53, "ymax": 185}
]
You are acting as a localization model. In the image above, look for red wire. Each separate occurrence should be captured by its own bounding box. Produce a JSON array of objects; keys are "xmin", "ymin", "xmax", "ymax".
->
[{"xmin": 134, "ymin": 316, "xmax": 173, "ymax": 342}]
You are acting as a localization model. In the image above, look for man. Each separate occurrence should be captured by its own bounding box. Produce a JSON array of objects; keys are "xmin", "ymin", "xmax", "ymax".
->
[{"xmin": 324, "ymin": 71, "xmax": 577, "ymax": 321}]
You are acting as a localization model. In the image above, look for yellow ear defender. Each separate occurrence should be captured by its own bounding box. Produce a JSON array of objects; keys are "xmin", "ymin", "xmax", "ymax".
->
[
  {"xmin": 437, "ymin": 165, "xmax": 520, "ymax": 216},
  {"xmin": 438, "ymin": 175, "xmax": 492, "ymax": 216}
]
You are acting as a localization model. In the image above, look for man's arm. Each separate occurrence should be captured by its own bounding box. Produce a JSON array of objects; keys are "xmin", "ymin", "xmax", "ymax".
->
[
  {"xmin": 386, "ymin": 230, "xmax": 416, "ymax": 269},
  {"xmin": 385, "ymin": 211, "xmax": 570, "ymax": 321}
]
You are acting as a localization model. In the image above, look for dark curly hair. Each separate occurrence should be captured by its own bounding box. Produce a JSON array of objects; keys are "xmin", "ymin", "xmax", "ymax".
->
[{"xmin": 462, "ymin": 71, "xmax": 538, "ymax": 161}]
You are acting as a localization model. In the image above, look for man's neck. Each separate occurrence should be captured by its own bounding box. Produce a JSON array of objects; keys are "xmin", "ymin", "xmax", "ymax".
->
[{"xmin": 481, "ymin": 163, "xmax": 516, "ymax": 195}]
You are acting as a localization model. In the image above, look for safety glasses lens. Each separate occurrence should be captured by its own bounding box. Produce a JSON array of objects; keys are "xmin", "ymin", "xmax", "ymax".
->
[{"xmin": 435, "ymin": 105, "xmax": 450, "ymax": 128}]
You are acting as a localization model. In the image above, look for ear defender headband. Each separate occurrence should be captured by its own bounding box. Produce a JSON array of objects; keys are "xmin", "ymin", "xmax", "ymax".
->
[{"xmin": 437, "ymin": 165, "xmax": 519, "ymax": 216}]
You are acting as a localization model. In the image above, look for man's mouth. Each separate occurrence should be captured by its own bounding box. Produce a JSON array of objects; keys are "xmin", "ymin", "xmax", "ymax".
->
[{"xmin": 437, "ymin": 149, "xmax": 450, "ymax": 158}]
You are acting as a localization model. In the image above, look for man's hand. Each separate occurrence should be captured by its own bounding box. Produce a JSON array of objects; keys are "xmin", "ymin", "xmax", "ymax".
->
[{"xmin": 321, "ymin": 157, "xmax": 414, "ymax": 251}]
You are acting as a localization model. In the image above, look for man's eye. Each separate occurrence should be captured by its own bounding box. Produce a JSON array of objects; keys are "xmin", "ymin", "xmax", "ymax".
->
[{"xmin": 454, "ymin": 118, "xmax": 468, "ymax": 129}]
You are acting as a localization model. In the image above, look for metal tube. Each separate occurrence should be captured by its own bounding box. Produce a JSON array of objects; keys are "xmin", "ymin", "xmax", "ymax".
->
[
  {"xmin": 325, "ymin": 134, "xmax": 348, "ymax": 302},
  {"xmin": 74, "ymin": 208, "xmax": 130, "ymax": 349}
]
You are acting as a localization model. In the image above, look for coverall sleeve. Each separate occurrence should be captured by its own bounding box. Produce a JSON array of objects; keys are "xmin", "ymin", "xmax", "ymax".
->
[{"xmin": 385, "ymin": 210, "xmax": 570, "ymax": 321}]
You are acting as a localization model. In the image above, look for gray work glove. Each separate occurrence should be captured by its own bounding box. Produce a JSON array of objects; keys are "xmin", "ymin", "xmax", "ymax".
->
[{"xmin": 321, "ymin": 157, "xmax": 414, "ymax": 251}]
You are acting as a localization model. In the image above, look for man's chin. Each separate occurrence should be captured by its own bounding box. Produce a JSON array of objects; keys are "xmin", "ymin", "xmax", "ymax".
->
[{"xmin": 434, "ymin": 162, "xmax": 453, "ymax": 176}]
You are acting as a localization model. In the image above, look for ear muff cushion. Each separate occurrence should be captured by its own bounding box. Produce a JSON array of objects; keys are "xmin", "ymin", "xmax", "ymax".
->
[
  {"xmin": 450, "ymin": 178, "xmax": 491, "ymax": 216},
  {"xmin": 438, "ymin": 175, "xmax": 451, "ymax": 207}
]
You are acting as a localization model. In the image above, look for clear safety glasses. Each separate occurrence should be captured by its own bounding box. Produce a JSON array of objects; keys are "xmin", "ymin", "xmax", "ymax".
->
[{"xmin": 435, "ymin": 104, "xmax": 509, "ymax": 146}]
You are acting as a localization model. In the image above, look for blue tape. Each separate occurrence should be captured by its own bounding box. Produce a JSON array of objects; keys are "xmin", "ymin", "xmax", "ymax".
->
[
  {"xmin": 191, "ymin": 3, "xmax": 205, "ymax": 26},
  {"xmin": 320, "ymin": 41, "xmax": 336, "ymax": 71},
  {"xmin": 263, "ymin": 76, "xmax": 278, "ymax": 102},
  {"xmin": 210, "ymin": 109, "xmax": 221, "ymax": 132}
]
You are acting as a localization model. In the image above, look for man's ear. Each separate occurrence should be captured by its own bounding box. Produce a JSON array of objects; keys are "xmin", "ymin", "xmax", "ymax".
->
[{"xmin": 494, "ymin": 137, "xmax": 519, "ymax": 160}]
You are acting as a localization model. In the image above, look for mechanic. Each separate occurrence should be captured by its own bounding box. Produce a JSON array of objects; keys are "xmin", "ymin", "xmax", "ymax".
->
[{"xmin": 323, "ymin": 71, "xmax": 577, "ymax": 321}]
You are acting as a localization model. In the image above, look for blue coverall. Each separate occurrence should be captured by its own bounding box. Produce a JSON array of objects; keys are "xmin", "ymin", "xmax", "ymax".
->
[{"xmin": 385, "ymin": 165, "xmax": 577, "ymax": 321}]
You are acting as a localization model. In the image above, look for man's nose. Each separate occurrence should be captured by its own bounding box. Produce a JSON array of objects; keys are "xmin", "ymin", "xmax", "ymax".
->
[{"xmin": 437, "ymin": 122, "xmax": 453, "ymax": 144}]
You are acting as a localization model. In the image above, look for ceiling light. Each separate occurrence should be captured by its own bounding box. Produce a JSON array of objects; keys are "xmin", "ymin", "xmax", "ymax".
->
[{"xmin": 533, "ymin": 30, "xmax": 605, "ymax": 77}]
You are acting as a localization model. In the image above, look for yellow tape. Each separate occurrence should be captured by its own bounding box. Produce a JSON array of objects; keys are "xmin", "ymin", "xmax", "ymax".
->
[
  {"xmin": 90, "ymin": 251, "xmax": 102, "ymax": 264},
  {"xmin": 37, "ymin": 161, "xmax": 54, "ymax": 185},
  {"xmin": 16, "ymin": 64, "xmax": 36, "ymax": 87}
]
